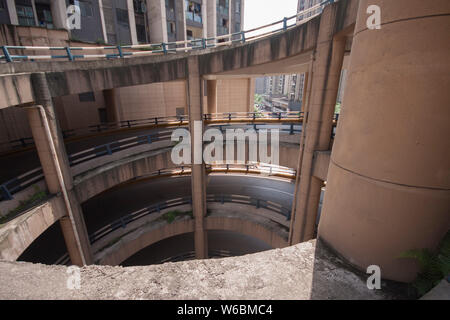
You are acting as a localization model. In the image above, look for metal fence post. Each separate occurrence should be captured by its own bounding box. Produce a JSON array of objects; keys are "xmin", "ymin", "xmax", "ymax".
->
[
  {"xmin": 1, "ymin": 46, "xmax": 12, "ymax": 62},
  {"xmin": 283, "ymin": 17, "xmax": 288, "ymax": 31},
  {"xmin": 0, "ymin": 184, "xmax": 13, "ymax": 200},
  {"xmin": 117, "ymin": 45, "xmax": 124, "ymax": 58},
  {"xmin": 65, "ymin": 47, "xmax": 74, "ymax": 61},
  {"xmin": 162, "ymin": 42, "xmax": 167, "ymax": 54}
]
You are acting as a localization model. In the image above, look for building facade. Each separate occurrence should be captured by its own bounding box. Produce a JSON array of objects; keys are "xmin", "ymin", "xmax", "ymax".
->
[{"xmin": 0, "ymin": 0, "xmax": 244, "ymax": 45}]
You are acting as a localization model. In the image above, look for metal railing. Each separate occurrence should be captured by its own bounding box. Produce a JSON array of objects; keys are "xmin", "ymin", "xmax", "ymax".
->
[
  {"xmin": 0, "ymin": 0, "xmax": 336, "ymax": 63},
  {"xmin": 0, "ymin": 117, "xmax": 313, "ymax": 202},
  {"xmin": 0, "ymin": 111, "xmax": 309, "ymax": 153},
  {"xmin": 0, "ymin": 112, "xmax": 325, "ymax": 202},
  {"xmin": 89, "ymin": 192, "xmax": 291, "ymax": 244}
]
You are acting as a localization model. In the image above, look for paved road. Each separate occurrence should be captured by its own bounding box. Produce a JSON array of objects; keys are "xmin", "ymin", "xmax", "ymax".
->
[
  {"xmin": 0, "ymin": 123, "xmax": 301, "ymax": 184},
  {"xmin": 19, "ymin": 174, "xmax": 294, "ymax": 265},
  {"xmin": 82, "ymin": 174, "xmax": 295, "ymax": 234}
]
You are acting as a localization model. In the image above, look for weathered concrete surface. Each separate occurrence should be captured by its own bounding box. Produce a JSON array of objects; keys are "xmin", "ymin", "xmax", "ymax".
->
[
  {"xmin": 0, "ymin": 0, "xmax": 358, "ymax": 109},
  {"xmin": 0, "ymin": 196, "xmax": 65, "ymax": 261},
  {"xmin": 0, "ymin": 240, "xmax": 399, "ymax": 300},
  {"xmin": 420, "ymin": 279, "xmax": 450, "ymax": 300}
]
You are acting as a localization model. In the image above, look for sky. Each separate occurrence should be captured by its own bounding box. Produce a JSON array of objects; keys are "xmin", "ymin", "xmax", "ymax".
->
[{"xmin": 244, "ymin": 0, "xmax": 299, "ymax": 33}]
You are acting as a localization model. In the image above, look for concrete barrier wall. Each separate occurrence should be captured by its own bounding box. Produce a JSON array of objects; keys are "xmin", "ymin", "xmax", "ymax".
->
[
  {"xmin": 0, "ymin": 196, "xmax": 65, "ymax": 261},
  {"xmin": 96, "ymin": 204, "xmax": 289, "ymax": 266}
]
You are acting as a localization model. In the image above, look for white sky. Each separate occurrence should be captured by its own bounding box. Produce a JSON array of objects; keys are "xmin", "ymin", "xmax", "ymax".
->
[{"xmin": 244, "ymin": 0, "xmax": 299, "ymax": 31}]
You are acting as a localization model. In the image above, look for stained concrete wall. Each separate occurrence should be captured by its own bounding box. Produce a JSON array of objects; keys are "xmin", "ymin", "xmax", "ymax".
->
[
  {"xmin": 96, "ymin": 207, "xmax": 289, "ymax": 266},
  {"xmin": 0, "ymin": 196, "xmax": 65, "ymax": 261},
  {"xmin": 114, "ymin": 81, "xmax": 188, "ymax": 120}
]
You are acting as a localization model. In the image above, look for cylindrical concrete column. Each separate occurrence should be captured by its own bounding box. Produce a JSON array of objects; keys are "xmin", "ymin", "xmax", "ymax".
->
[
  {"xmin": 187, "ymin": 56, "xmax": 208, "ymax": 259},
  {"xmin": 318, "ymin": 0, "xmax": 450, "ymax": 282},
  {"xmin": 50, "ymin": 0, "xmax": 69, "ymax": 30},
  {"xmin": 28, "ymin": 73, "xmax": 93, "ymax": 266},
  {"xmin": 147, "ymin": 0, "xmax": 168, "ymax": 43}
]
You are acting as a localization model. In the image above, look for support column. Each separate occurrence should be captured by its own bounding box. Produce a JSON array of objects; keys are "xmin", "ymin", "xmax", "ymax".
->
[
  {"xmin": 147, "ymin": 0, "xmax": 168, "ymax": 43},
  {"xmin": 318, "ymin": 0, "xmax": 450, "ymax": 282},
  {"xmin": 247, "ymin": 78, "xmax": 255, "ymax": 112},
  {"xmin": 289, "ymin": 4, "xmax": 346, "ymax": 245},
  {"xmin": 175, "ymin": 0, "xmax": 187, "ymax": 44},
  {"xmin": 6, "ymin": 0, "xmax": 18, "ymax": 25},
  {"xmin": 27, "ymin": 73, "xmax": 93, "ymax": 266},
  {"xmin": 127, "ymin": 0, "xmax": 139, "ymax": 45},
  {"xmin": 187, "ymin": 56, "xmax": 208, "ymax": 259},
  {"xmin": 206, "ymin": 80, "xmax": 217, "ymax": 115},
  {"xmin": 103, "ymin": 88, "xmax": 121, "ymax": 127},
  {"xmin": 50, "ymin": 0, "xmax": 69, "ymax": 30},
  {"xmin": 206, "ymin": 0, "xmax": 217, "ymax": 41}
]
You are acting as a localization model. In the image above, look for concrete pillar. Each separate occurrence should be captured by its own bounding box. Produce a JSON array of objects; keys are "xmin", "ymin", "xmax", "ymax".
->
[
  {"xmin": 187, "ymin": 56, "xmax": 208, "ymax": 259},
  {"xmin": 318, "ymin": 0, "xmax": 450, "ymax": 282},
  {"xmin": 175, "ymin": 0, "xmax": 187, "ymax": 43},
  {"xmin": 247, "ymin": 78, "xmax": 255, "ymax": 112},
  {"xmin": 6, "ymin": 0, "xmax": 18, "ymax": 25},
  {"xmin": 289, "ymin": 4, "xmax": 346, "ymax": 245},
  {"xmin": 99, "ymin": 0, "xmax": 109, "ymax": 43},
  {"xmin": 147, "ymin": 0, "xmax": 168, "ymax": 43},
  {"xmin": 201, "ymin": 0, "xmax": 207, "ymax": 38},
  {"xmin": 127, "ymin": 0, "xmax": 139, "ymax": 45},
  {"xmin": 31, "ymin": 0, "xmax": 39, "ymax": 26},
  {"xmin": 27, "ymin": 73, "xmax": 93, "ymax": 266},
  {"xmin": 103, "ymin": 89, "xmax": 121, "ymax": 126},
  {"xmin": 206, "ymin": 0, "xmax": 216, "ymax": 40},
  {"xmin": 206, "ymin": 80, "xmax": 217, "ymax": 115},
  {"xmin": 50, "ymin": 0, "xmax": 69, "ymax": 30}
]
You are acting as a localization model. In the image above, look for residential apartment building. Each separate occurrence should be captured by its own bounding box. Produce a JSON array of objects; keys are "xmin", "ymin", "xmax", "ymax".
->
[
  {"xmin": 0, "ymin": 0, "xmax": 244, "ymax": 44},
  {"xmin": 297, "ymin": 0, "xmax": 322, "ymax": 21},
  {"xmin": 0, "ymin": 0, "xmax": 252, "ymax": 150}
]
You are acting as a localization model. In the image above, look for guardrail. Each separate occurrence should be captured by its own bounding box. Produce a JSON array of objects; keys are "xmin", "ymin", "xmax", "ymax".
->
[
  {"xmin": 0, "ymin": 120, "xmax": 312, "ymax": 202},
  {"xmin": 89, "ymin": 192, "xmax": 291, "ymax": 245},
  {"xmin": 55, "ymin": 248, "xmax": 252, "ymax": 266},
  {"xmin": 0, "ymin": 115, "xmax": 321, "ymax": 202},
  {"xmin": 0, "ymin": 0, "xmax": 336, "ymax": 63},
  {"xmin": 0, "ymin": 112, "xmax": 309, "ymax": 153}
]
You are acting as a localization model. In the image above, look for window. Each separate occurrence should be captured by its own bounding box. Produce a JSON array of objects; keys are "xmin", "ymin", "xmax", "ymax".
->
[
  {"xmin": 16, "ymin": 1, "xmax": 35, "ymax": 27},
  {"xmin": 167, "ymin": 21, "xmax": 176, "ymax": 35},
  {"xmin": 136, "ymin": 24, "xmax": 146, "ymax": 43},
  {"xmin": 185, "ymin": 1, "xmax": 202, "ymax": 24},
  {"xmin": 36, "ymin": 3, "xmax": 53, "ymax": 28},
  {"xmin": 0, "ymin": 0, "xmax": 6, "ymax": 10},
  {"xmin": 116, "ymin": 8, "xmax": 129, "ymax": 25},
  {"xmin": 79, "ymin": 1, "xmax": 93, "ymax": 17},
  {"xmin": 186, "ymin": 29, "xmax": 193, "ymax": 40},
  {"xmin": 235, "ymin": 0, "xmax": 241, "ymax": 13},
  {"xmin": 79, "ymin": 92, "xmax": 96, "ymax": 102},
  {"xmin": 134, "ymin": 0, "xmax": 146, "ymax": 14}
]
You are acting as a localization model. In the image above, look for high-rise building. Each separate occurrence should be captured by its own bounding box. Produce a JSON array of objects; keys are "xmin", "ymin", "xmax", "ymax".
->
[{"xmin": 0, "ymin": 0, "xmax": 245, "ymax": 45}]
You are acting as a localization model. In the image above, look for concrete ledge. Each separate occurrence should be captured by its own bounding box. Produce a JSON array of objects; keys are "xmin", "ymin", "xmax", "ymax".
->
[
  {"xmin": 0, "ymin": 196, "xmax": 65, "ymax": 261},
  {"xmin": 0, "ymin": 239, "xmax": 397, "ymax": 299}
]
